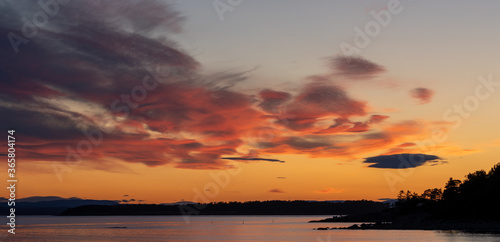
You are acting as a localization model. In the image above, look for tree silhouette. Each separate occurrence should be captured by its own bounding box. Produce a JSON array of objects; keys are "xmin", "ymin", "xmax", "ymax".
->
[{"xmin": 395, "ymin": 162, "xmax": 500, "ymax": 220}]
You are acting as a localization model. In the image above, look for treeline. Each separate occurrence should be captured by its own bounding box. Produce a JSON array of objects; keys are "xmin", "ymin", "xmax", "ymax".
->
[
  {"xmin": 395, "ymin": 162, "xmax": 500, "ymax": 220},
  {"xmin": 59, "ymin": 200, "xmax": 389, "ymax": 216}
]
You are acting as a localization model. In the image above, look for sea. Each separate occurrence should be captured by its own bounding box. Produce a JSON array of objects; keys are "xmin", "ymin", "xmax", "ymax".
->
[{"xmin": 3, "ymin": 215, "xmax": 500, "ymax": 241}]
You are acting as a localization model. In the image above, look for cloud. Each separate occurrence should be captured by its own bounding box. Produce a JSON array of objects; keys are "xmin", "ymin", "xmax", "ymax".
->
[
  {"xmin": 363, "ymin": 153, "xmax": 443, "ymax": 169},
  {"xmin": 258, "ymin": 89, "xmax": 291, "ymax": 113},
  {"xmin": 398, "ymin": 142, "xmax": 416, "ymax": 148},
  {"xmin": 277, "ymin": 177, "xmax": 286, "ymax": 179},
  {"xmin": 314, "ymin": 187, "xmax": 344, "ymax": 194},
  {"xmin": 0, "ymin": 1, "xmax": 469, "ymax": 172},
  {"xmin": 255, "ymin": 117, "xmax": 468, "ymax": 167},
  {"xmin": 410, "ymin": 88, "xmax": 434, "ymax": 104},
  {"xmin": 332, "ymin": 56, "xmax": 385, "ymax": 78},
  {"xmin": 121, "ymin": 198, "xmax": 136, "ymax": 203},
  {"xmin": 296, "ymin": 81, "xmax": 366, "ymax": 117},
  {"xmin": 278, "ymin": 80, "xmax": 367, "ymax": 131},
  {"xmin": 317, "ymin": 115, "xmax": 390, "ymax": 134},
  {"xmin": 221, "ymin": 157, "xmax": 285, "ymax": 163},
  {"xmin": 283, "ymin": 136, "xmax": 332, "ymax": 150},
  {"xmin": 268, "ymin": 189, "xmax": 284, "ymax": 193},
  {"xmin": 0, "ymin": 0, "xmax": 270, "ymax": 170}
]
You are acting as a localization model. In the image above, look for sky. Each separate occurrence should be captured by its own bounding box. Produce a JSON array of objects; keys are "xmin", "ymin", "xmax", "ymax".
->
[{"xmin": 1, "ymin": 0, "xmax": 500, "ymax": 204}]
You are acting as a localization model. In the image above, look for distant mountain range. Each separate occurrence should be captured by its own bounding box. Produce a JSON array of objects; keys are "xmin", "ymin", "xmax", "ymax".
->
[{"xmin": 0, "ymin": 196, "xmax": 119, "ymax": 215}]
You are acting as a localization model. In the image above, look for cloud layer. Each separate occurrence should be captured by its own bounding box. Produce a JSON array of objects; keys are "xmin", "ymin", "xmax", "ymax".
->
[{"xmin": 0, "ymin": 1, "xmax": 459, "ymax": 172}]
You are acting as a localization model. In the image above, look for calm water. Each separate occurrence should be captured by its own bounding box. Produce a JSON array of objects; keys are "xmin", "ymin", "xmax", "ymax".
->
[{"xmin": 3, "ymin": 215, "xmax": 500, "ymax": 241}]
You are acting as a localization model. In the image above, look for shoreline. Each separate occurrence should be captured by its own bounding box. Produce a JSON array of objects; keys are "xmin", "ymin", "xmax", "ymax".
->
[{"xmin": 311, "ymin": 215, "xmax": 500, "ymax": 232}]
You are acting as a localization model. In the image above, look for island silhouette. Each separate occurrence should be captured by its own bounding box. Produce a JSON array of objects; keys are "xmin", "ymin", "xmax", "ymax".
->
[{"xmin": 58, "ymin": 200, "xmax": 388, "ymax": 216}]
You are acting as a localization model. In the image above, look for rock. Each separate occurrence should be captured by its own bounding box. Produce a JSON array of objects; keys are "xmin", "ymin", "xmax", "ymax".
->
[{"xmin": 316, "ymin": 227, "xmax": 329, "ymax": 230}]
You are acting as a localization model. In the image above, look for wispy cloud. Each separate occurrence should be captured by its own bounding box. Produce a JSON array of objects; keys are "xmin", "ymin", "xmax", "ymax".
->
[
  {"xmin": 410, "ymin": 88, "xmax": 435, "ymax": 104},
  {"xmin": 332, "ymin": 56, "xmax": 385, "ymax": 79},
  {"xmin": 314, "ymin": 187, "xmax": 344, "ymax": 194},
  {"xmin": 268, "ymin": 189, "xmax": 285, "ymax": 193}
]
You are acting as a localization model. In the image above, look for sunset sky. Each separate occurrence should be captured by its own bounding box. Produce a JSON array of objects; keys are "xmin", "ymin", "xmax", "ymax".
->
[{"xmin": 2, "ymin": 0, "xmax": 500, "ymax": 204}]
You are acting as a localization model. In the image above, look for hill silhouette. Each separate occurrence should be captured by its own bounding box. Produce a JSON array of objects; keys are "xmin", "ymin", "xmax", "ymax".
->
[{"xmin": 0, "ymin": 197, "xmax": 118, "ymax": 215}]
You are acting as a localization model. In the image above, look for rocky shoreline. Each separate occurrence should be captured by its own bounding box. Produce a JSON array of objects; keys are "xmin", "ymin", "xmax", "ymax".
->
[{"xmin": 311, "ymin": 213, "xmax": 500, "ymax": 232}]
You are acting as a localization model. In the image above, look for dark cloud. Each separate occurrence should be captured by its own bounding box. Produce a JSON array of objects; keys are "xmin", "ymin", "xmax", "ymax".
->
[
  {"xmin": 410, "ymin": 88, "xmax": 434, "ymax": 104},
  {"xmin": 332, "ymin": 56, "xmax": 385, "ymax": 78},
  {"xmin": 0, "ymin": 106, "xmax": 89, "ymax": 141},
  {"xmin": 221, "ymin": 157, "xmax": 285, "ymax": 163},
  {"xmin": 297, "ymin": 82, "xmax": 366, "ymax": 116},
  {"xmin": 1, "ymin": 1, "xmax": 197, "ymax": 102},
  {"xmin": 363, "ymin": 153, "xmax": 443, "ymax": 169},
  {"xmin": 268, "ymin": 189, "xmax": 284, "ymax": 193},
  {"xmin": 277, "ymin": 177, "xmax": 286, "ymax": 179},
  {"xmin": 0, "ymin": 0, "xmax": 266, "ymax": 169}
]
